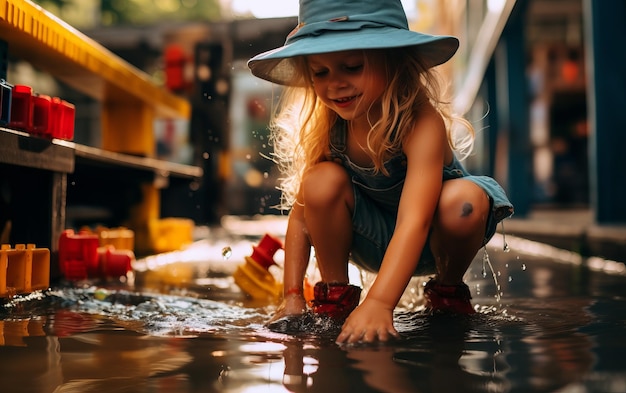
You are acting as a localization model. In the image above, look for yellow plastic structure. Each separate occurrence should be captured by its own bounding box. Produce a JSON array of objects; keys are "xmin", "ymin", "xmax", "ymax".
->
[
  {"xmin": 95, "ymin": 226, "xmax": 135, "ymax": 251},
  {"xmin": 0, "ymin": 0, "xmax": 192, "ymax": 230},
  {"xmin": 0, "ymin": 244, "xmax": 50, "ymax": 297},
  {"xmin": 233, "ymin": 256, "xmax": 282, "ymax": 302},
  {"xmin": 138, "ymin": 218, "xmax": 194, "ymax": 255}
]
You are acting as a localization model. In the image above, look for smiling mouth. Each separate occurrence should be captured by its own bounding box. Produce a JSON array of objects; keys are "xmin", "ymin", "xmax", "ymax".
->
[{"xmin": 333, "ymin": 95, "xmax": 360, "ymax": 106}]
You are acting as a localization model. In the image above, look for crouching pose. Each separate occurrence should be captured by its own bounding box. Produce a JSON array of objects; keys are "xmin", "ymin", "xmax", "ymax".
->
[{"xmin": 248, "ymin": 0, "xmax": 514, "ymax": 344}]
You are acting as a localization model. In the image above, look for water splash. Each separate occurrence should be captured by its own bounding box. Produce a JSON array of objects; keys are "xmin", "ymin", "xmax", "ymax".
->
[
  {"xmin": 266, "ymin": 313, "xmax": 342, "ymax": 339},
  {"xmin": 481, "ymin": 248, "xmax": 488, "ymax": 279},
  {"xmin": 222, "ymin": 246, "xmax": 233, "ymax": 260},
  {"xmin": 481, "ymin": 247, "xmax": 502, "ymax": 304},
  {"xmin": 45, "ymin": 288, "xmax": 267, "ymax": 337},
  {"xmin": 501, "ymin": 221, "xmax": 510, "ymax": 252}
]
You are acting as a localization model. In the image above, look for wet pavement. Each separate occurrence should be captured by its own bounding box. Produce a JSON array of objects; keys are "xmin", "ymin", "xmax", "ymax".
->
[{"xmin": 1, "ymin": 215, "xmax": 626, "ymax": 393}]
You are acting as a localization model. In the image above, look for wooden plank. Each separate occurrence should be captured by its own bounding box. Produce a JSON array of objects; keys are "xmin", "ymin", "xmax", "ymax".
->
[{"xmin": 0, "ymin": 127, "xmax": 74, "ymax": 173}]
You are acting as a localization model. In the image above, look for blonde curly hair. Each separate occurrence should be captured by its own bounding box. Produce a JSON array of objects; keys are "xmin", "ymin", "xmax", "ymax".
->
[{"xmin": 268, "ymin": 48, "xmax": 474, "ymax": 211}]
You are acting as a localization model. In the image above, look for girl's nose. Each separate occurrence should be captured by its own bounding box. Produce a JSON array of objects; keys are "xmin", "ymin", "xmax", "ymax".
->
[{"xmin": 328, "ymin": 74, "xmax": 348, "ymax": 89}]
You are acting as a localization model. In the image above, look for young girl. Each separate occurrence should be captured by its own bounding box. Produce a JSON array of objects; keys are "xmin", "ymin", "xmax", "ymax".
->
[{"xmin": 248, "ymin": 0, "xmax": 513, "ymax": 344}]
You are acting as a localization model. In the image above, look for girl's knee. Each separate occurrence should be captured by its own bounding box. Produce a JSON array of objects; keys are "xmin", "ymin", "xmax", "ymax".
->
[
  {"xmin": 435, "ymin": 180, "xmax": 490, "ymax": 239},
  {"xmin": 302, "ymin": 161, "xmax": 353, "ymax": 208}
]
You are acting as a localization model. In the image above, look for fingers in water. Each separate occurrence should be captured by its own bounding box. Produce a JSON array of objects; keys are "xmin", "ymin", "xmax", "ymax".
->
[{"xmin": 336, "ymin": 327, "xmax": 401, "ymax": 345}]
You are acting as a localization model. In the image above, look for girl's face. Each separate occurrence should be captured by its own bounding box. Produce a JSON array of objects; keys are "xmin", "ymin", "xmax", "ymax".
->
[{"xmin": 307, "ymin": 50, "xmax": 387, "ymax": 123}]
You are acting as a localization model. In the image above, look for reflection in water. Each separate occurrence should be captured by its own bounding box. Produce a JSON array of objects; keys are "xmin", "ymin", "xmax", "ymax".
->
[
  {"xmin": 392, "ymin": 314, "xmax": 510, "ymax": 393},
  {"xmin": 0, "ymin": 239, "xmax": 626, "ymax": 392}
]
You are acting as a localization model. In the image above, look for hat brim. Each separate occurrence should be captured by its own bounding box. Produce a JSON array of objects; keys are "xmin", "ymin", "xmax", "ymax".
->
[{"xmin": 248, "ymin": 27, "xmax": 459, "ymax": 85}]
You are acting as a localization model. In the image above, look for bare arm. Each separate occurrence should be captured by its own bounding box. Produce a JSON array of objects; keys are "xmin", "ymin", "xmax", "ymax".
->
[
  {"xmin": 282, "ymin": 201, "xmax": 312, "ymax": 295},
  {"xmin": 268, "ymin": 195, "xmax": 312, "ymax": 322},
  {"xmin": 336, "ymin": 108, "xmax": 449, "ymax": 343}
]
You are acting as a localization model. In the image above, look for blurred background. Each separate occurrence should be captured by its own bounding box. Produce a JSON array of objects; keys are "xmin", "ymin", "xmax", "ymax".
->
[{"xmin": 3, "ymin": 0, "xmax": 624, "ymax": 250}]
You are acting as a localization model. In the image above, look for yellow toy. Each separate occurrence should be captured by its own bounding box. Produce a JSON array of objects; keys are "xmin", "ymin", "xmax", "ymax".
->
[
  {"xmin": 233, "ymin": 234, "xmax": 283, "ymax": 302},
  {"xmin": 0, "ymin": 244, "xmax": 50, "ymax": 297}
]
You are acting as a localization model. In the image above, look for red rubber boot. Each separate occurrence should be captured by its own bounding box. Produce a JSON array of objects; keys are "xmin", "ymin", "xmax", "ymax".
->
[
  {"xmin": 311, "ymin": 282, "xmax": 362, "ymax": 321},
  {"xmin": 423, "ymin": 279, "xmax": 476, "ymax": 314}
]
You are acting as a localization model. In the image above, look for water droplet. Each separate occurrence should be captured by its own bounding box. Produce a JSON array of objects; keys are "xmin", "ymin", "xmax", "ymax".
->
[
  {"xmin": 503, "ymin": 243, "xmax": 511, "ymax": 252},
  {"xmin": 521, "ymin": 263, "xmax": 527, "ymax": 271},
  {"xmin": 482, "ymin": 248, "xmax": 488, "ymax": 278},
  {"xmin": 222, "ymin": 246, "xmax": 232, "ymax": 260},
  {"xmin": 481, "ymin": 246, "xmax": 501, "ymax": 303},
  {"xmin": 508, "ymin": 276, "xmax": 513, "ymax": 282}
]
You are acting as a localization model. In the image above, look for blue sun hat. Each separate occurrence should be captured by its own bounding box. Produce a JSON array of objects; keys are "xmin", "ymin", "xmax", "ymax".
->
[{"xmin": 248, "ymin": 0, "xmax": 459, "ymax": 86}]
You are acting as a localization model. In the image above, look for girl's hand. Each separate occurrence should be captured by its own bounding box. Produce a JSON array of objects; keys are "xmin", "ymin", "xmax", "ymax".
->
[
  {"xmin": 335, "ymin": 298, "xmax": 400, "ymax": 344},
  {"xmin": 267, "ymin": 293, "xmax": 308, "ymax": 324}
]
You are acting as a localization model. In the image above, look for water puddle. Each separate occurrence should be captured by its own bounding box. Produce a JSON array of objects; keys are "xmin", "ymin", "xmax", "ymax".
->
[{"xmin": 1, "ymin": 235, "xmax": 626, "ymax": 393}]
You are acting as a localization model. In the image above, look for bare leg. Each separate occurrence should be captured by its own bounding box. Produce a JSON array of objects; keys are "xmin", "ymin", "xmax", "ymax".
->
[
  {"xmin": 301, "ymin": 161, "xmax": 355, "ymax": 283},
  {"xmin": 429, "ymin": 179, "xmax": 490, "ymax": 285}
]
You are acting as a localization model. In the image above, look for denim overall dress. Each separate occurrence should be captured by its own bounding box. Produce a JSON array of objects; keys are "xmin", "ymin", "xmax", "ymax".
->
[{"xmin": 326, "ymin": 120, "xmax": 514, "ymax": 275}]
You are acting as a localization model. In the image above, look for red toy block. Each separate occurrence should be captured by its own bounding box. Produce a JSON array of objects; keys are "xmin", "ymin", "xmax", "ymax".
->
[
  {"xmin": 58, "ymin": 230, "xmax": 134, "ymax": 281},
  {"xmin": 9, "ymin": 84, "xmax": 33, "ymax": 132},
  {"xmin": 51, "ymin": 97, "xmax": 75, "ymax": 140},
  {"xmin": 32, "ymin": 94, "xmax": 53, "ymax": 137},
  {"xmin": 58, "ymin": 230, "xmax": 100, "ymax": 281},
  {"xmin": 98, "ymin": 245, "xmax": 134, "ymax": 278}
]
